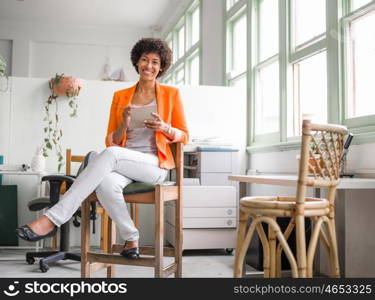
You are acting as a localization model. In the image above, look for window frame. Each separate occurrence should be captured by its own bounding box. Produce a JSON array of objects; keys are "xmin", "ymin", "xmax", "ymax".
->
[
  {"xmin": 161, "ymin": 0, "xmax": 201, "ymax": 86},
  {"xmin": 341, "ymin": 1, "xmax": 375, "ymax": 139},
  {"xmin": 252, "ymin": 0, "xmax": 280, "ymax": 142},
  {"xmin": 225, "ymin": 0, "xmax": 374, "ymax": 153}
]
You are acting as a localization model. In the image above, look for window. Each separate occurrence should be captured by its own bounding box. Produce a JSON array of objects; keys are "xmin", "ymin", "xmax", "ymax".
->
[
  {"xmin": 188, "ymin": 52, "xmax": 200, "ymax": 85},
  {"xmin": 255, "ymin": 61, "xmax": 279, "ymax": 134},
  {"xmin": 293, "ymin": 0, "xmax": 326, "ymax": 48},
  {"xmin": 177, "ymin": 25, "xmax": 185, "ymax": 59},
  {"xmin": 191, "ymin": 6, "xmax": 200, "ymax": 46},
  {"xmin": 254, "ymin": 0, "xmax": 279, "ymax": 136},
  {"xmin": 227, "ymin": 0, "xmax": 240, "ymax": 11},
  {"xmin": 227, "ymin": 9, "xmax": 247, "ymax": 87},
  {"xmin": 345, "ymin": 6, "xmax": 375, "ymax": 118},
  {"xmin": 259, "ymin": 0, "xmax": 279, "ymax": 60},
  {"xmin": 175, "ymin": 66, "xmax": 185, "ymax": 85},
  {"xmin": 225, "ymin": 0, "xmax": 375, "ymax": 150},
  {"xmin": 232, "ymin": 14, "xmax": 247, "ymax": 75},
  {"xmin": 352, "ymin": 0, "xmax": 373, "ymax": 11},
  {"xmin": 162, "ymin": 1, "xmax": 200, "ymax": 85},
  {"xmin": 291, "ymin": 51, "xmax": 327, "ymax": 135},
  {"xmin": 288, "ymin": 0, "xmax": 327, "ymax": 137}
]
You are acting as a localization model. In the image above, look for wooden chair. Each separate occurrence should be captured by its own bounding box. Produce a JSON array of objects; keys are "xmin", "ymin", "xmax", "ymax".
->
[
  {"xmin": 80, "ymin": 143, "xmax": 184, "ymax": 278},
  {"xmin": 65, "ymin": 149, "xmax": 109, "ymax": 252},
  {"xmin": 233, "ymin": 120, "xmax": 348, "ymax": 278}
]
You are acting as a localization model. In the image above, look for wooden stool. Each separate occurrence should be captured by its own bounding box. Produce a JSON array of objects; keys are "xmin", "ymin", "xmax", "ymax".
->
[{"xmin": 80, "ymin": 143, "xmax": 184, "ymax": 278}]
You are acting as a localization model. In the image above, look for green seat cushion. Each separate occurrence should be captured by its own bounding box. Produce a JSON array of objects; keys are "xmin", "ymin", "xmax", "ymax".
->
[
  {"xmin": 122, "ymin": 181, "xmax": 176, "ymax": 195},
  {"xmin": 27, "ymin": 197, "xmax": 51, "ymax": 211},
  {"xmin": 123, "ymin": 182, "xmax": 156, "ymax": 195}
]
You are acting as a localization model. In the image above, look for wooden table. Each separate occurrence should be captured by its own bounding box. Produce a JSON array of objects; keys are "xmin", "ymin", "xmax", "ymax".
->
[{"xmin": 229, "ymin": 174, "xmax": 375, "ymax": 277}]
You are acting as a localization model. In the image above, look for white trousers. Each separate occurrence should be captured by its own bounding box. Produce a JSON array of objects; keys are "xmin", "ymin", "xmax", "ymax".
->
[{"xmin": 45, "ymin": 146, "xmax": 168, "ymax": 241}]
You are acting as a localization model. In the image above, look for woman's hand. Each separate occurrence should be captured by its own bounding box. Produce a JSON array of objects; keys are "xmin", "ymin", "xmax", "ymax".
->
[
  {"xmin": 144, "ymin": 112, "xmax": 169, "ymax": 132},
  {"xmin": 122, "ymin": 107, "xmax": 132, "ymax": 129}
]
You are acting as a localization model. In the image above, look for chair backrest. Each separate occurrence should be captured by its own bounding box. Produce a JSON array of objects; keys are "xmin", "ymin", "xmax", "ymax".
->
[
  {"xmin": 296, "ymin": 120, "xmax": 348, "ymax": 204},
  {"xmin": 66, "ymin": 149, "xmax": 85, "ymax": 176}
]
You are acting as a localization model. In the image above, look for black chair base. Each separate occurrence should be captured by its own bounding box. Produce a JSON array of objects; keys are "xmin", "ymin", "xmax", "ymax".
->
[{"xmin": 26, "ymin": 251, "xmax": 81, "ymax": 273}]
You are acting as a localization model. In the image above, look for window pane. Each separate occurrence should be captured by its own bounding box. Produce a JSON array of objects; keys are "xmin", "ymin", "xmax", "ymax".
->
[
  {"xmin": 255, "ymin": 61, "xmax": 279, "ymax": 134},
  {"xmin": 294, "ymin": 0, "xmax": 326, "ymax": 46},
  {"xmin": 229, "ymin": 74, "xmax": 247, "ymax": 93},
  {"xmin": 259, "ymin": 0, "xmax": 279, "ymax": 60},
  {"xmin": 191, "ymin": 7, "xmax": 200, "ymax": 45},
  {"xmin": 232, "ymin": 14, "xmax": 247, "ymax": 74},
  {"xmin": 166, "ymin": 35, "xmax": 173, "ymax": 60},
  {"xmin": 290, "ymin": 51, "xmax": 327, "ymax": 136},
  {"xmin": 347, "ymin": 11, "xmax": 375, "ymax": 118},
  {"xmin": 178, "ymin": 26, "xmax": 185, "ymax": 59},
  {"xmin": 176, "ymin": 67, "xmax": 184, "ymax": 85},
  {"xmin": 227, "ymin": 0, "xmax": 239, "ymax": 11},
  {"xmin": 189, "ymin": 55, "xmax": 200, "ymax": 85},
  {"xmin": 352, "ymin": 0, "xmax": 372, "ymax": 11},
  {"xmin": 164, "ymin": 76, "xmax": 172, "ymax": 85}
]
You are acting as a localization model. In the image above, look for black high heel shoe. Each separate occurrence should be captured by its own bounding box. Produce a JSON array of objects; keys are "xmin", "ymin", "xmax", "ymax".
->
[
  {"xmin": 120, "ymin": 241, "xmax": 139, "ymax": 259},
  {"xmin": 15, "ymin": 225, "xmax": 57, "ymax": 242}
]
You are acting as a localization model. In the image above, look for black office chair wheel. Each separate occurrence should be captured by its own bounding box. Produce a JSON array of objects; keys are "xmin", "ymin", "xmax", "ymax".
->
[
  {"xmin": 39, "ymin": 262, "xmax": 50, "ymax": 273},
  {"xmin": 225, "ymin": 248, "xmax": 234, "ymax": 255},
  {"xmin": 26, "ymin": 257, "xmax": 35, "ymax": 265}
]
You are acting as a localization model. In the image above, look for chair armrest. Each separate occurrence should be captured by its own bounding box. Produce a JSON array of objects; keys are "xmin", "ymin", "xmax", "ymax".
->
[
  {"xmin": 41, "ymin": 175, "xmax": 75, "ymax": 185},
  {"xmin": 41, "ymin": 175, "xmax": 75, "ymax": 205}
]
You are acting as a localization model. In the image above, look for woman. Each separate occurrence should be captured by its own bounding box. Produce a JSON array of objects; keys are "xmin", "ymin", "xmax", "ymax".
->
[{"xmin": 16, "ymin": 38, "xmax": 189, "ymax": 259}]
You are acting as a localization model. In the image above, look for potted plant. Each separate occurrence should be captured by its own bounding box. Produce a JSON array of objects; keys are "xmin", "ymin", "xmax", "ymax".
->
[{"xmin": 43, "ymin": 74, "xmax": 83, "ymax": 172}]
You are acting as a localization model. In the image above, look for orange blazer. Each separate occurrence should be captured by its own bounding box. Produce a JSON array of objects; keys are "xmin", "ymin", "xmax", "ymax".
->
[{"xmin": 105, "ymin": 82, "xmax": 189, "ymax": 170}]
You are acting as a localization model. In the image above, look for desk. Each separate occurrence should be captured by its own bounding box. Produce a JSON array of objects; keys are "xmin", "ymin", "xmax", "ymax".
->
[
  {"xmin": 0, "ymin": 171, "xmax": 45, "ymax": 253},
  {"xmin": 229, "ymin": 174, "xmax": 375, "ymax": 277},
  {"xmin": 0, "ymin": 171, "xmax": 44, "ymax": 197}
]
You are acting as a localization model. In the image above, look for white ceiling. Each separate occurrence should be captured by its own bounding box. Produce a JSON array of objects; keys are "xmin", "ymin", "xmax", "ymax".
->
[{"xmin": 0, "ymin": 0, "xmax": 185, "ymax": 29}]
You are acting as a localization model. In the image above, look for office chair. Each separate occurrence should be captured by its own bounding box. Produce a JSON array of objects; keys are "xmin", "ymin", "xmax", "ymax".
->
[{"xmin": 25, "ymin": 149, "xmax": 105, "ymax": 272}]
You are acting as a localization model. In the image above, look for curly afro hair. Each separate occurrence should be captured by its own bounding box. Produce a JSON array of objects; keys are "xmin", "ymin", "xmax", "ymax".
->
[{"xmin": 130, "ymin": 38, "xmax": 172, "ymax": 78}]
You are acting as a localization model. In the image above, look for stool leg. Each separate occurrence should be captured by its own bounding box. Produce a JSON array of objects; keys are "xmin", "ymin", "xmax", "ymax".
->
[
  {"xmin": 174, "ymin": 197, "xmax": 183, "ymax": 278},
  {"xmin": 106, "ymin": 216, "xmax": 116, "ymax": 278},
  {"xmin": 155, "ymin": 186, "xmax": 164, "ymax": 278},
  {"xmin": 233, "ymin": 210, "xmax": 247, "ymax": 277},
  {"xmin": 268, "ymin": 217, "xmax": 277, "ymax": 278},
  {"xmin": 327, "ymin": 218, "xmax": 340, "ymax": 278},
  {"xmin": 81, "ymin": 199, "xmax": 91, "ymax": 278},
  {"xmin": 101, "ymin": 211, "xmax": 109, "ymax": 253}
]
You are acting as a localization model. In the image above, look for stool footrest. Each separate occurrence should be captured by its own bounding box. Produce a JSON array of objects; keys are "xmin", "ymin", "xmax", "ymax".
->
[
  {"xmin": 87, "ymin": 252, "xmax": 155, "ymax": 267},
  {"xmin": 89, "ymin": 262, "xmax": 112, "ymax": 273},
  {"xmin": 163, "ymin": 263, "xmax": 178, "ymax": 277},
  {"xmin": 111, "ymin": 244, "xmax": 175, "ymax": 257}
]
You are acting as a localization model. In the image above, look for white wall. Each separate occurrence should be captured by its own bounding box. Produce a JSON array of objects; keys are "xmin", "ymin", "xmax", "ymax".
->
[
  {"xmin": 0, "ymin": 77, "xmax": 246, "ymax": 247},
  {"xmin": 0, "ymin": 20, "xmax": 150, "ymax": 80},
  {"xmin": 200, "ymin": 0, "xmax": 226, "ymax": 86}
]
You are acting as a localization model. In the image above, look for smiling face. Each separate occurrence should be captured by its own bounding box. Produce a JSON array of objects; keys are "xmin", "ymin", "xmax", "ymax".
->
[{"xmin": 137, "ymin": 52, "xmax": 162, "ymax": 82}]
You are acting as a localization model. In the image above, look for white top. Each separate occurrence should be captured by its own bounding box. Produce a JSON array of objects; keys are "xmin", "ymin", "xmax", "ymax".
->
[{"xmin": 125, "ymin": 100, "xmax": 158, "ymax": 155}]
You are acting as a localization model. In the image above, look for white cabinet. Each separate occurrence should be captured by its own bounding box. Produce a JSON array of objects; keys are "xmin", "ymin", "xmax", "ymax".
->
[{"xmin": 166, "ymin": 147, "xmax": 239, "ymax": 250}]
